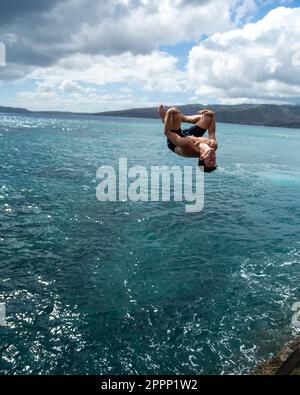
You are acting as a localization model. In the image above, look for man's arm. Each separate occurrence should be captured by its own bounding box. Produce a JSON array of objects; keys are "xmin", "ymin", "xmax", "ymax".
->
[
  {"xmin": 164, "ymin": 110, "xmax": 184, "ymax": 147},
  {"xmin": 206, "ymin": 113, "xmax": 217, "ymax": 149},
  {"xmin": 188, "ymin": 136, "xmax": 216, "ymax": 149}
]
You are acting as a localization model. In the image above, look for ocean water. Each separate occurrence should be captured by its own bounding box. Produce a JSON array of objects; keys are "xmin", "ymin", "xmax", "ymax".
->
[{"xmin": 0, "ymin": 113, "xmax": 299, "ymax": 375}]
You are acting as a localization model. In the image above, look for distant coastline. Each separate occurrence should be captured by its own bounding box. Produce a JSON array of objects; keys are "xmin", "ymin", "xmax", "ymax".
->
[{"xmin": 1, "ymin": 103, "xmax": 300, "ymax": 129}]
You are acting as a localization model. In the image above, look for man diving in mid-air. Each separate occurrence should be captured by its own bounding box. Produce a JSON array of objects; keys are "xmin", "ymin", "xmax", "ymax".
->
[{"xmin": 158, "ymin": 105, "xmax": 218, "ymax": 173}]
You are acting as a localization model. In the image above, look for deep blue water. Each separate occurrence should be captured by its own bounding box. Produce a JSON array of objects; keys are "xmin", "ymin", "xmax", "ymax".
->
[{"xmin": 0, "ymin": 113, "xmax": 299, "ymax": 375}]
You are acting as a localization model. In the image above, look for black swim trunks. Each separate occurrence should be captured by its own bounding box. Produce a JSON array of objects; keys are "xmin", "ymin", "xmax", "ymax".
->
[{"xmin": 167, "ymin": 125, "xmax": 207, "ymax": 153}]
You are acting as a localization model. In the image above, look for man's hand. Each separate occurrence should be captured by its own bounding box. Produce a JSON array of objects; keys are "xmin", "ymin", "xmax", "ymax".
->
[{"xmin": 208, "ymin": 139, "xmax": 218, "ymax": 150}]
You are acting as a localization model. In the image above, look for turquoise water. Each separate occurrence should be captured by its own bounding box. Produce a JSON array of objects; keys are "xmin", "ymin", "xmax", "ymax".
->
[{"xmin": 0, "ymin": 113, "xmax": 299, "ymax": 375}]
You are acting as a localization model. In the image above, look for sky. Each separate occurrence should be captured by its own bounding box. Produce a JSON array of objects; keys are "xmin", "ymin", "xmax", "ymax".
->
[{"xmin": 0, "ymin": 0, "xmax": 300, "ymax": 112}]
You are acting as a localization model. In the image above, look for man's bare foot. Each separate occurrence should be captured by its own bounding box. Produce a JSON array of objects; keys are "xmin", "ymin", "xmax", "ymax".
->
[{"xmin": 158, "ymin": 104, "xmax": 167, "ymax": 123}]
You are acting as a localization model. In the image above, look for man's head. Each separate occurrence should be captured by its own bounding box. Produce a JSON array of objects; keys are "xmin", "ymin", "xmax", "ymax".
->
[{"xmin": 198, "ymin": 150, "xmax": 217, "ymax": 173}]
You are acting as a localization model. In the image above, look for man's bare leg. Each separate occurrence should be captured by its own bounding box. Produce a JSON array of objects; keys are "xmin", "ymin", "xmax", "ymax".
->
[
  {"xmin": 181, "ymin": 109, "xmax": 215, "ymax": 129},
  {"xmin": 170, "ymin": 108, "xmax": 182, "ymax": 130},
  {"xmin": 159, "ymin": 105, "xmax": 212, "ymax": 128},
  {"xmin": 164, "ymin": 108, "xmax": 208, "ymax": 159},
  {"xmin": 159, "ymin": 105, "xmax": 182, "ymax": 129},
  {"xmin": 181, "ymin": 114, "xmax": 202, "ymax": 124},
  {"xmin": 159, "ymin": 105, "xmax": 201, "ymax": 125}
]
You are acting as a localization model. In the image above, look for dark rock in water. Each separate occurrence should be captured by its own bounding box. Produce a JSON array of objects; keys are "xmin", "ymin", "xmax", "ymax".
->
[
  {"xmin": 276, "ymin": 348, "xmax": 300, "ymax": 375},
  {"xmin": 254, "ymin": 337, "xmax": 300, "ymax": 375}
]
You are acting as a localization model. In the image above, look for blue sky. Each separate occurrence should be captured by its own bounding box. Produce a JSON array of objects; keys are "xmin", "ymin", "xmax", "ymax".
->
[{"xmin": 0, "ymin": 0, "xmax": 300, "ymax": 112}]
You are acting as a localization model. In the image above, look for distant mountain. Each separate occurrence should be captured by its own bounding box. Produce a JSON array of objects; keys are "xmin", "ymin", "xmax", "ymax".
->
[
  {"xmin": 94, "ymin": 104, "xmax": 300, "ymax": 129},
  {"xmin": 1, "ymin": 104, "xmax": 300, "ymax": 129},
  {"xmin": 0, "ymin": 106, "xmax": 82, "ymax": 116},
  {"xmin": 0, "ymin": 105, "xmax": 31, "ymax": 114}
]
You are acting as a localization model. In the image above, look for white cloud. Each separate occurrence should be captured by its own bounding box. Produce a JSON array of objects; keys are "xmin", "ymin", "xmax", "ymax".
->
[
  {"xmin": 2, "ymin": 1, "xmax": 300, "ymax": 111},
  {"xmin": 233, "ymin": 0, "xmax": 258, "ymax": 22},
  {"xmin": 18, "ymin": 81, "xmax": 56, "ymax": 99},
  {"xmin": 14, "ymin": 77, "xmax": 160, "ymax": 112},
  {"xmin": 67, "ymin": 0, "xmax": 237, "ymax": 53},
  {"xmin": 29, "ymin": 51, "xmax": 190, "ymax": 93},
  {"xmin": 15, "ymin": 87, "xmax": 157, "ymax": 113},
  {"xmin": 0, "ymin": 0, "xmax": 242, "ymax": 71},
  {"xmin": 58, "ymin": 80, "xmax": 96, "ymax": 94},
  {"xmin": 188, "ymin": 6, "xmax": 300, "ymax": 104}
]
